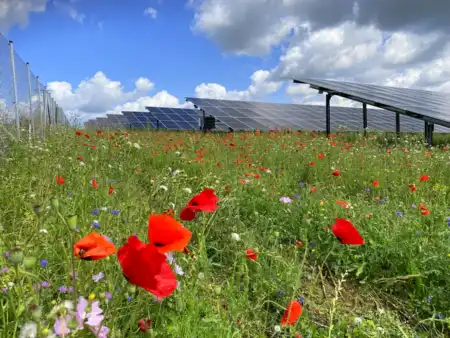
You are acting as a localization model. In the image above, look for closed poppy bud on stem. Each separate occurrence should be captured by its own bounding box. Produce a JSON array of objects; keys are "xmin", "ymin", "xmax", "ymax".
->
[
  {"xmin": 66, "ymin": 215, "xmax": 77, "ymax": 230},
  {"xmin": 50, "ymin": 197, "xmax": 59, "ymax": 211},
  {"xmin": 23, "ymin": 256, "xmax": 37, "ymax": 270}
]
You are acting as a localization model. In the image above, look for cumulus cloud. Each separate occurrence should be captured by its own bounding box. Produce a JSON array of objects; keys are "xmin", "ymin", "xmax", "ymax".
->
[
  {"xmin": 189, "ymin": 0, "xmax": 450, "ymax": 56},
  {"xmin": 48, "ymin": 72, "xmax": 191, "ymax": 122},
  {"xmin": 194, "ymin": 70, "xmax": 282, "ymax": 100},
  {"xmin": 0, "ymin": 0, "xmax": 47, "ymax": 33},
  {"xmin": 188, "ymin": 0, "xmax": 450, "ymax": 110}
]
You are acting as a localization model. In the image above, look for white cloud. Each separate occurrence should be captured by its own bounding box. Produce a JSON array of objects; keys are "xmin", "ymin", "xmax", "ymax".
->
[
  {"xmin": 0, "ymin": 0, "xmax": 47, "ymax": 33},
  {"xmin": 188, "ymin": 0, "xmax": 450, "ymax": 110},
  {"xmin": 144, "ymin": 7, "xmax": 158, "ymax": 19},
  {"xmin": 47, "ymin": 72, "xmax": 191, "ymax": 122},
  {"xmin": 194, "ymin": 69, "xmax": 282, "ymax": 100},
  {"xmin": 53, "ymin": 0, "xmax": 86, "ymax": 24}
]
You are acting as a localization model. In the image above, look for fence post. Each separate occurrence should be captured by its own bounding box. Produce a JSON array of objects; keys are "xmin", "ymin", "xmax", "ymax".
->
[
  {"xmin": 36, "ymin": 77, "xmax": 44, "ymax": 140},
  {"xmin": 26, "ymin": 62, "xmax": 34, "ymax": 138},
  {"xmin": 43, "ymin": 88, "xmax": 47, "ymax": 133},
  {"xmin": 9, "ymin": 40, "xmax": 20, "ymax": 140}
]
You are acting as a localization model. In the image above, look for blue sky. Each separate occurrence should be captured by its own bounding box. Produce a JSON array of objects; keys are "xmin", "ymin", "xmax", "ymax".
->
[{"xmin": 6, "ymin": 0, "xmax": 285, "ymax": 106}]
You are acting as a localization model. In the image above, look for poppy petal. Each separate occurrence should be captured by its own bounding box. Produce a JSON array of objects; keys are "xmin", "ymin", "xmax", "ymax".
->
[
  {"xmin": 148, "ymin": 215, "xmax": 192, "ymax": 254},
  {"xmin": 331, "ymin": 218, "xmax": 365, "ymax": 245},
  {"xmin": 281, "ymin": 300, "xmax": 302, "ymax": 326},
  {"xmin": 118, "ymin": 236, "xmax": 177, "ymax": 298}
]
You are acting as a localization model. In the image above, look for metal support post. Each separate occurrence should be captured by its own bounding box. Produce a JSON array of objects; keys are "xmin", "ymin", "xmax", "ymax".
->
[
  {"xmin": 362, "ymin": 103, "xmax": 367, "ymax": 135},
  {"xmin": 395, "ymin": 113, "xmax": 400, "ymax": 136},
  {"xmin": 43, "ymin": 89, "xmax": 48, "ymax": 131},
  {"xmin": 9, "ymin": 41, "xmax": 20, "ymax": 139},
  {"xmin": 424, "ymin": 121, "xmax": 434, "ymax": 146},
  {"xmin": 36, "ymin": 78, "xmax": 44, "ymax": 140},
  {"xmin": 325, "ymin": 93, "xmax": 332, "ymax": 137},
  {"xmin": 26, "ymin": 62, "xmax": 34, "ymax": 138}
]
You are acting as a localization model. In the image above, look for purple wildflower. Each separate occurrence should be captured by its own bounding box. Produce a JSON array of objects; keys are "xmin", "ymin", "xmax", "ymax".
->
[
  {"xmin": 92, "ymin": 209, "xmax": 100, "ymax": 215},
  {"xmin": 92, "ymin": 272, "xmax": 105, "ymax": 283},
  {"xmin": 280, "ymin": 196, "xmax": 292, "ymax": 204},
  {"xmin": 59, "ymin": 286, "xmax": 67, "ymax": 293},
  {"xmin": 40, "ymin": 259, "xmax": 48, "ymax": 267},
  {"xmin": 41, "ymin": 281, "xmax": 50, "ymax": 288},
  {"xmin": 92, "ymin": 220, "xmax": 100, "ymax": 229}
]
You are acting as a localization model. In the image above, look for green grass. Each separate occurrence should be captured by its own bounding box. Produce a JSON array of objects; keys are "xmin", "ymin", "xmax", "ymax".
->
[{"xmin": 0, "ymin": 129, "xmax": 449, "ymax": 337}]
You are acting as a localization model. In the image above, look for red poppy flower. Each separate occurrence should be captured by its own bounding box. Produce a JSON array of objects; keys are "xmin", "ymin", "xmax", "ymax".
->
[
  {"xmin": 73, "ymin": 232, "xmax": 116, "ymax": 260},
  {"xmin": 75, "ymin": 130, "xmax": 83, "ymax": 136},
  {"xmin": 309, "ymin": 162, "xmax": 315, "ymax": 166},
  {"xmin": 148, "ymin": 214, "xmax": 192, "ymax": 254},
  {"xmin": 336, "ymin": 200, "xmax": 350, "ymax": 209},
  {"xmin": 108, "ymin": 185, "xmax": 114, "ymax": 196},
  {"xmin": 318, "ymin": 153, "xmax": 325, "ymax": 159},
  {"xmin": 372, "ymin": 180, "xmax": 380, "ymax": 187},
  {"xmin": 419, "ymin": 203, "xmax": 430, "ymax": 216},
  {"xmin": 138, "ymin": 319, "xmax": 152, "ymax": 332},
  {"xmin": 118, "ymin": 236, "xmax": 177, "ymax": 298},
  {"xmin": 331, "ymin": 218, "xmax": 364, "ymax": 245},
  {"xmin": 55, "ymin": 176, "xmax": 65, "ymax": 185},
  {"xmin": 281, "ymin": 300, "xmax": 302, "ymax": 326},
  {"xmin": 180, "ymin": 188, "xmax": 219, "ymax": 221},
  {"xmin": 419, "ymin": 175, "xmax": 429, "ymax": 182},
  {"xmin": 408, "ymin": 184, "xmax": 416, "ymax": 192},
  {"xmin": 96, "ymin": 130, "xmax": 102, "ymax": 135},
  {"xmin": 332, "ymin": 169, "xmax": 341, "ymax": 176},
  {"xmin": 245, "ymin": 248, "xmax": 258, "ymax": 261},
  {"xmin": 91, "ymin": 179, "xmax": 99, "ymax": 189}
]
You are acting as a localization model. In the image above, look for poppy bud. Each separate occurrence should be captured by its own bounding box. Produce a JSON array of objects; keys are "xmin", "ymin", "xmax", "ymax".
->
[
  {"xmin": 33, "ymin": 205, "xmax": 43, "ymax": 216},
  {"xmin": 50, "ymin": 197, "xmax": 59, "ymax": 210},
  {"xmin": 9, "ymin": 248, "xmax": 24, "ymax": 265},
  {"xmin": 66, "ymin": 215, "xmax": 77, "ymax": 230},
  {"xmin": 23, "ymin": 256, "xmax": 37, "ymax": 270}
]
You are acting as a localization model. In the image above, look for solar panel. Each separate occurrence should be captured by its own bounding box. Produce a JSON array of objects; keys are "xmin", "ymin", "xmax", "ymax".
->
[
  {"xmin": 293, "ymin": 78, "xmax": 450, "ymax": 129},
  {"xmin": 186, "ymin": 97, "xmax": 450, "ymax": 133}
]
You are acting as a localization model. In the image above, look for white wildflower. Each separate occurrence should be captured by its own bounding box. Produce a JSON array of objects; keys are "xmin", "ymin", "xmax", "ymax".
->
[
  {"xmin": 159, "ymin": 185, "xmax": 168, "ymax": 191},
  {"xmin": 274, "ymin": 325, "xmax": 281, "ymax": 332},
  {"xmin": 79, "ymin": 161, "xmax": 85, "ymax": 166},
  {"xmin": 183, "ymin": 187, "xmax": 192, "ymax": 194},
  {"xmin": 19, "ymin": 321, "xmax": 37, "ymax": 338},
  {"xmin": 133, "ymin": 143, "xmax": 141, "ymax": 149},
  {"xmin": 231, "ymin": 233, "xmax": 240, "ymax": 241},
  {"xmin": 39, "ymin": 229, "xmax": 48, "ymax": 234}
]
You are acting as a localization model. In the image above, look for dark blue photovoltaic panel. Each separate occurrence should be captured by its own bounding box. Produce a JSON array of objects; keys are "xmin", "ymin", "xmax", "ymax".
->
[
  {"xmin": 185, "ymin": 97, "xmax": 450, "ymax": 133},
  {"xmin": 293, "ymin": 78, "xmax": 450, "ymax": 129}
]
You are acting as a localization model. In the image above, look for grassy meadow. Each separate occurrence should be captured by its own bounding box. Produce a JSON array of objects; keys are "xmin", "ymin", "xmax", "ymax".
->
[{"xmin": 0, "ymin": 129, "xmax": 449, "ymax": 337}]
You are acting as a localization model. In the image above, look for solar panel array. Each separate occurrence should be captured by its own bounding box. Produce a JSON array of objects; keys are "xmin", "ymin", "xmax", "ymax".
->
[
  {"xmin": 293, "ymin": 78, "xmax": 450, "ymax": 129},
  {"xmin": 121, "ymin": 108, "xmax": 202, "ymax": 130},
  {"xmin": 186, "ymin": 98, "xmax": 450, "ymax": 133}
]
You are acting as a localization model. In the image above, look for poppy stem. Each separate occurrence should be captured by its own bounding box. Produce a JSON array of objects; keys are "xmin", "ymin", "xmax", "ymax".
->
[{"xmin": 56, "ymin": 210, "xmax": 78, "ymax": 300}]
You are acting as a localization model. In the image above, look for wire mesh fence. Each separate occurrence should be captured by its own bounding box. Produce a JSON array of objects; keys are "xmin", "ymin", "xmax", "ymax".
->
[{"xmin": 0, "ymin": 32, "xmax": 67, "ymax": 144}]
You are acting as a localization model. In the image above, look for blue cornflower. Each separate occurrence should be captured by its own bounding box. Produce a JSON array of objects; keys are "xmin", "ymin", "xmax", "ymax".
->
[
  {"xmin": 395, "ymin": 211, "xmax": 403, "ymax": 217},
  {"xmin": 92, "ymin": 220, "xmax": 100, "ymax": 229},
  {"xmin": 111, "ymin": 210, "xmax": 120, "ymax": 215},
  {"xmin": 365, "ymin": 188, "xmax": 371, "ymax": 192},
  {"xmin": 299, "ymin": 297, "xmax": 305, "ymax": 305},
  {"xmin": 427, "ymin": 297, "xmax": 431, "ymax": 303},
  {"xmin": 92, "ymin": 209, "xmax": 100, "ymax": 215},
  {"xmin": 294, "ymin": 193, "xmax": 299, "ymax": 199},
  {"xmin": 412, "ymin": 204, "xmax": 417, "ymax": 209},
  {"xmin": 127, "ymin": 296, "xmax": 132, "ymax": 302},
  {"xmin": 40, "ymin": 259, "xmax": 48, "ymax": 267},
  {"xmin": 299, "ymin": 182, "xmax": 305, "ymax": 187},
  {"xmin": 380, "ymin": 199, "xmax": 385, "ymax": 204}
]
